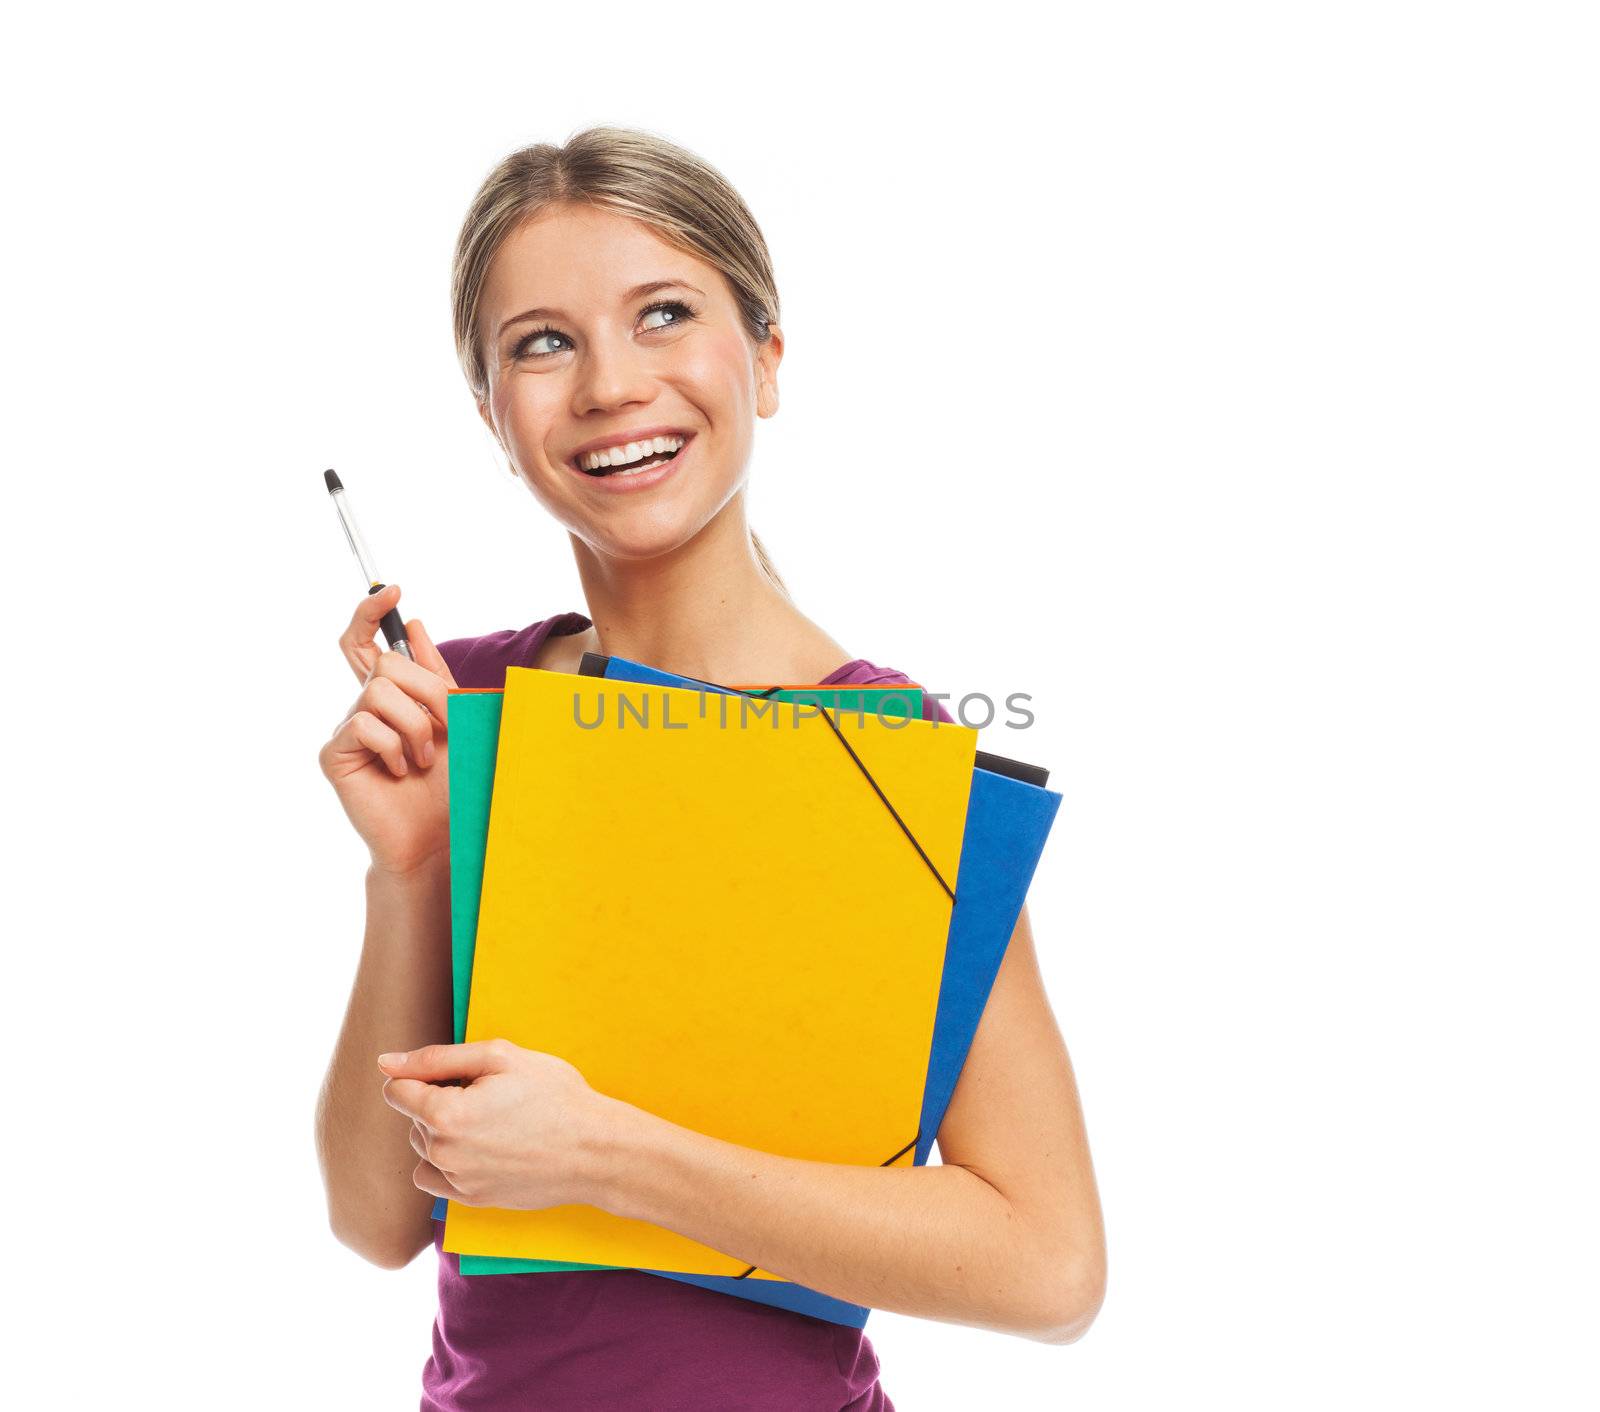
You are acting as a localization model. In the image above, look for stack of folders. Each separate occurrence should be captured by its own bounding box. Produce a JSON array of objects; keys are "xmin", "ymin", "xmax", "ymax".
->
[{"xmin": 433, "ymin": 654, "xmax": 1062, "ymax": 1329}]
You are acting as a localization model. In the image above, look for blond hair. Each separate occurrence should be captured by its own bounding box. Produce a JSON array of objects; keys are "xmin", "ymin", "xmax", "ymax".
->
[{"xmin": 451, "ymin": 125, "xmax": 786, "ymax": 594}]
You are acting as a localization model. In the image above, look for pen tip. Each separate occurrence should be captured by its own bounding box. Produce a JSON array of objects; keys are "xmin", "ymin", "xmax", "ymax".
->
[{"xmin": 323, "ymin": 468, "xmax": 344, "ymax": 494}]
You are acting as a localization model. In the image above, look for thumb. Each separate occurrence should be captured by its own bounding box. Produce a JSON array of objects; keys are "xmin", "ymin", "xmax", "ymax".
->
[
  {"xmin": 377, "ymin": 1040, "xmax": 514, "ymax": 1083},
  {"xmin": 405, "ymin": 616, "xmax": 459, "ymax": 689}
]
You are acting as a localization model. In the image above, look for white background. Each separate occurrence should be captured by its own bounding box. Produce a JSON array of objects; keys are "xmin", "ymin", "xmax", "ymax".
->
[{"xmin": 6, "ymin": 2, "xmax": 1596, "ymax": 1408}]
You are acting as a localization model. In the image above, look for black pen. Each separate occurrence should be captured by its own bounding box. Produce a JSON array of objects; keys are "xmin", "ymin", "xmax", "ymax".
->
[{"xmin": 324, "ymin": 469, "xmax": 413, "ymax": 661}]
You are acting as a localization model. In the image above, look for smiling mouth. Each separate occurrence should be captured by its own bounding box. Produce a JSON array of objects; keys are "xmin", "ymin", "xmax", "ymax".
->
[{"xmin": 576, "ymin": 439, "xmax": 689, "ymax": 478}]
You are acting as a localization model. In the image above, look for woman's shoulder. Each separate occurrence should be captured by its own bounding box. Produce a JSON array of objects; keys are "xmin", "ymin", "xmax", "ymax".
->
[{"xmin": 437, "ymin": 612, "xmax": 593, "ymax": 688}]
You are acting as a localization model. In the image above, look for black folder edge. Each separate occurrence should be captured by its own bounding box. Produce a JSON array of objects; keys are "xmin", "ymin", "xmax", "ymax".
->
[
  {"xmin": 579, "ymin": 651, "xmax": 1051, "ymax": 788},
  {"xmin": 973, "ymin": 750, "xmax": 1050, "ymax": 789}
]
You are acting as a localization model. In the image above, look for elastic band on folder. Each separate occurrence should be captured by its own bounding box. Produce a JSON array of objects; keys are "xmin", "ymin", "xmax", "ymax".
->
[{"xmin": 815, "ymin": 705, "xmax": 958, "ymax": 905}]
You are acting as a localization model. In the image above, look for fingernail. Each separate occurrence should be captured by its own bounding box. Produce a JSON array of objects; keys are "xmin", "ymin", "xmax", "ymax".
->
[
  {"xmin": 422, "ymin": 739, "xmax": 435, "ymax": 766},
  {"xmin": 378, "ymin": 1052, "xmax": 404, "ymax": 1066}
]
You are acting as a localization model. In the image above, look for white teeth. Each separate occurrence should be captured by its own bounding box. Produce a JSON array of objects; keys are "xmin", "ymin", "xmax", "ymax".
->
[
  {"xmin": 609, "ymin": 454, "xmax": 669, "ymax": 477},
  {"xmin": 579, "ymin": 434, "xmax": 686, "ymax": 472}
]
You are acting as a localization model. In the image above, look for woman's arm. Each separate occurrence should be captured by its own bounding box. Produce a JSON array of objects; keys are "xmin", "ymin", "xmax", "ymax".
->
[
  {"xmin": 384, "ymin": 904, "xmax": 1106, "ymax": 1341},
  {"xmin": 315, "ymin": 593, "xmax": 459, "ymax": 1270},
  {"xmin": 315, "ymin": 860, "xmax": 454, "ymax": 1268}
]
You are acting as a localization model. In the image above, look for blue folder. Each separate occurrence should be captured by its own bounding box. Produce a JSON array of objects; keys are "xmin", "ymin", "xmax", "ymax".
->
[{"xmin": 440, "ymin": 656, "xmax": 1061, "ymax": 1328}]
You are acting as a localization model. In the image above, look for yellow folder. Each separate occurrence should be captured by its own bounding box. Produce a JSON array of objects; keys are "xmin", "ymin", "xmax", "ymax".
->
[{"xmin": 443, "ymin": 668, "xmax": 977, "ymax": 1276}]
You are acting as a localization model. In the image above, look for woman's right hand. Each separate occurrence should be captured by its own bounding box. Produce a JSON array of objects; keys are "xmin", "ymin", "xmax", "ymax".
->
[{"xmin": 319, "ymin": 583, "xmax": 459, "ymax": 878}]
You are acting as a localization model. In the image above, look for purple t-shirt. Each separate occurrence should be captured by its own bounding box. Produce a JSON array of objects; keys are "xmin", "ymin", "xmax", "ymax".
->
[{"xmin": 423, "ymin": 613, "xmax": 947, "ymax": 1412}]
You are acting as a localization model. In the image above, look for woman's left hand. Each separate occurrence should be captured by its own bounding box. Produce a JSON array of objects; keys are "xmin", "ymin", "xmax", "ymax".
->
[{"xmin": 377, "ymin": 1039, "xmax": 617, "ymax": 1210}]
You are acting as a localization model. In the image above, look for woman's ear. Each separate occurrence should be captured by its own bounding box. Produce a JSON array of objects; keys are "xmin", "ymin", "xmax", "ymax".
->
[{"xmin": 755, "ymin": 324, "xmax": 784, "ymax": 419}]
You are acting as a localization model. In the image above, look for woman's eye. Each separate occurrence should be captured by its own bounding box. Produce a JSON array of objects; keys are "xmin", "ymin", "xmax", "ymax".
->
[
  {"xmin": 640, "ymin": 301, "xmax": 694, "ymax": 333},
  {"xmin": 515, "ymin": 328, "xmax": 572, "ymax": 359}
]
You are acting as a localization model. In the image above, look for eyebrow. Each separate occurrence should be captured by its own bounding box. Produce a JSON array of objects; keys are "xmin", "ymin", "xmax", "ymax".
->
[{"xmin": 496, "ymin": 280, "xmax": 706, "ymax": 338}]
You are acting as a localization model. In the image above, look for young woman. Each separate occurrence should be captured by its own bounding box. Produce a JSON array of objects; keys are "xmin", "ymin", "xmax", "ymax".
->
[{"xmin": 316, "ymin": 126, "xmax": 1106, "ymax": 1411}]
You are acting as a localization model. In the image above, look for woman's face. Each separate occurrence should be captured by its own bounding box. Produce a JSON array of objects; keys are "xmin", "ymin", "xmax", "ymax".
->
[{"xmin": 476, "ymin": 202, "xmax": 782, "ymax": 562}]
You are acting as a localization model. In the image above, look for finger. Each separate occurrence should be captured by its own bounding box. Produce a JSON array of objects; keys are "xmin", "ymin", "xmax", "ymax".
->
[
  {"xmin": 338, "ymin": 583, "xmax": 403, "ymax": 684},
  {"xmin": 409, "ymin": 1120, "xmax": 429, "ymax": 1160},
  {"xmin": 366, "ymin": 648, "xmax": 453, "ymax": 736},
  {"xmin": 412, "ymin": 1158, "xmax": 468, "ymax": 1202},
  {"xmin": 321, "ymin": 708, "xmax": 409, "ymax": 779},
  {"xmin": 381, "ymin": 1075, "xmax": 446, "ymax": 1125},
  {"xmin": 359, "ymin": 674, "xmax": 437, "ymax": 768},
  {"xmin": 378, "ymin": 1039, "xmax": 515, "ymax": 1084},
  {"xmin": 405, "ymin": 617, "xmax": 459, "ymax": 689},
  {"xmin": 340, "ymin": 583, "xmax": 402, "ymax": 681}
]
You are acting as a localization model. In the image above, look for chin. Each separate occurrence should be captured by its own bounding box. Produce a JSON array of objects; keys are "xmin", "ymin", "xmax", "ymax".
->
[
  {"xmin": 586, "ymin": 519, "xmax": 715, "ymax": 563},
  {"xmin": 573, "ymin": 496, "xmax": 747, "ymax": 567}
]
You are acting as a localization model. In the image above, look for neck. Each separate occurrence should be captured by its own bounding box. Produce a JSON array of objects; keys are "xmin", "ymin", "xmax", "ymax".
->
[{"xmin": 570, "ymin": 497, "xmax": 844, "ymax": 684}]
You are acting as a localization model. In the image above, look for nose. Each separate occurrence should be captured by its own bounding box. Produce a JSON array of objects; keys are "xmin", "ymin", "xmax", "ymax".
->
[{"xmin": 570, "ymin": 326, "xmax": 656, "ymax": 417}]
